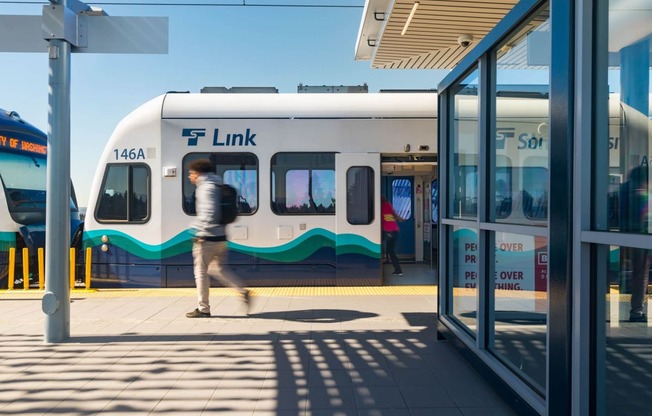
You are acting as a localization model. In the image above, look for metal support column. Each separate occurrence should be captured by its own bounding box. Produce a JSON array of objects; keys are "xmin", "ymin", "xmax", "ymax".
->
[{"xmin": 43, "ymin": 34, "xmax": 72, "ymax": 343}]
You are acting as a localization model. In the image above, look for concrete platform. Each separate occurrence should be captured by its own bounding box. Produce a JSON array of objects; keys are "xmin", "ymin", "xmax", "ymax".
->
[{"xmin": 0, "ymin": 287, "xmax": 518, "ymax": 415}]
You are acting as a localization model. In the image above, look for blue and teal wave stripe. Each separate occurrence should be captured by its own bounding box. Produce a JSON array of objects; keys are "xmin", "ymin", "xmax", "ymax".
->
[
  {"xmin": 229, "ymin": 229, "xmax": 380, "ymax": 262},
  {"xmin": 84, "ymin": 228, "xmax": 380, "ymax": 262},
  {"xmin": 0, "ymin": 232, "xmax": 16, "ymax": 244},
  {"xmin": 84, "ymin": 229, "xmax": 193, "ymax": 260}
]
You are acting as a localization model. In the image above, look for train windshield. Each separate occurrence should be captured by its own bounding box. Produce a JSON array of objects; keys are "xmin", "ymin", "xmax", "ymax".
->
[
  {"xmin": 0, "ymin": 152, "xmax": 47, "ymax": 210},
  {"xmin": 0, "ymin": 152, "xmax": 77, "ymax": 211}
]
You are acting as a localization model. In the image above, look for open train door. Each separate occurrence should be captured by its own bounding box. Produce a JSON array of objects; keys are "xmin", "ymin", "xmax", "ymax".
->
[{"xmin": 335, "ymin": 153, "xmax": 381, "ymax": 285}]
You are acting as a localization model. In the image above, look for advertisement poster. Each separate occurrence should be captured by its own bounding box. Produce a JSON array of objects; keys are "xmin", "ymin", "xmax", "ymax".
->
[{"xmin": 453, "ymin": 229, "xmax": 548, "ymax": 292}]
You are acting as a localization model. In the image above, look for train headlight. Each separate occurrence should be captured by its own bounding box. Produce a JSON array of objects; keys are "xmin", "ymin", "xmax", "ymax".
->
[
  {"xmin": 101, "ymin": 244, "xmax": 109, "ymax": 252},
  {"xmin": 101, "ymin": 235, "xmax": 109, "ymax": 243}
]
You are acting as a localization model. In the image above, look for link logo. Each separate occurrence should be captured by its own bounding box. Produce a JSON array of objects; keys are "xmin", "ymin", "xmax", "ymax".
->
[
  {"xmin": 495, "ymin": 127, "xmax": 515, "ymax": 150},
  {"xmin": 181, "ymin": 128, "xmax": 257, "ymax": 147},
  {"xmin": 182, "ymin": 128, "xmax": 206, "ymax": 146}
]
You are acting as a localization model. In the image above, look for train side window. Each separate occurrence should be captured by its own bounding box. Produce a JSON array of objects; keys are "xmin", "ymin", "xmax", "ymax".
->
[
  {"xmin": 522, "ymin": 165, "xmax": 548, "ymax": 220},
  {"xmin": 392, "ymin": 178, "xmax": 412, "ymax": 219},
  {"xmin": 495, "ymin": 167, "xmax": 512, "ymax": 219},
  {"xmin": 271, "ymin": 152, "xmax": 335, "ymax": 215},
  {"xmin": 347, "ymin": 166, "xmax": 374, "ymax": 225},
  {"xmin": 95, "ymin": 163, "xmax": 150, "ymax": 223},
  {"xmin": 452, "ymin": 166, "xmax": 477, "ymax": 218},
  {"xmin": 182, "ymin": 153, "xmax": 258, "ymax": 216},
  {"xmin": 431, "ymin": 179, "xmax": 438, "ymax": 223}
]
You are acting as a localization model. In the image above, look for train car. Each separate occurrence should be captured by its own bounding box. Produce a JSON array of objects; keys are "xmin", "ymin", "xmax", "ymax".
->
[
  {"xmin": 0, "ymin": 109, "xmax": 83, "ymax": 288},
  {"xmin": 83, "ymin": 92, "xmax": 439, "ymax": 287},
  {"xmin": 84, "ymin": 90, "xmax": 642, "ymax": 289}
]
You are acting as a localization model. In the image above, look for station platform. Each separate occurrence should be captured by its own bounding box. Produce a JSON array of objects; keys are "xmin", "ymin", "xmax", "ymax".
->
[{"xmin": 0, "ymin": 286, "xmax": 518, "ymax": 415}]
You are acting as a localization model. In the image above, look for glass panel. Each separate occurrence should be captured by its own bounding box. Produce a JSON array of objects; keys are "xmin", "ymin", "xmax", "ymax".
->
[
  {"xmin": 450, "ymin": 69, "xmax": 479, "ymax": 220},
  {"xmin": 452, "ymin": 226, "xmax": 478, "ymax": 334},
  {"xmin": 182, "ymin": 153, "xmax": 258, "ymax": 215},
  {"xmin": 432, "ymin": 179, "xmax": 439, "ymax": 223},
  {"xmin": 595, "ymin": 2, "xmax": 651, "ymax": 233},
  {"xmin": 130, "ymin": 166, "xmax": 149, "ymax": 221},
  {"xmin": 347, "ymin": 167, "xmax": 374, "ymax": 225},
  {"xmin": 271, "ymin": 153, "xmax": 335, "ymax": 215},
  {"xmin": 604, "ymin": 244, "xmax": 652, "ymax": 414},
  {"xmin": 598, "ymin": 4, "xmax": 652, "ymax": 415},
  {"xmin": 493, "ymin": 4, "xmax": 550, "ymax": 226},
  {"xmin": 96, "ymin": 165, "xmax": 128, "ymax": 221},
  {"xmin": 0, "ymin": 152, "xmax": 47, "ymax": 210},
  {"xmin": 392, "ymin": 179, "xmax": 411, "ymax": 219},
  {"xmin": 491, "ymin": 232, "xmax": 548, "ymax": 392}
]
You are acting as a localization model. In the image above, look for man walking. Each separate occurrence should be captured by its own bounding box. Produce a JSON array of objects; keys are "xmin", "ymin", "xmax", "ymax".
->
[{"xmin": 185, "ymin": 158, "xmax": 250, "ymax": 318}]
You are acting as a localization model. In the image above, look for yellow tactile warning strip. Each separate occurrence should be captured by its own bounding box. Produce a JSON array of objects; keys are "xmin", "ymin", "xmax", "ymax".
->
[{"xmin": 0, "ymin": 286, "xmax": 437, "ymax": 299}]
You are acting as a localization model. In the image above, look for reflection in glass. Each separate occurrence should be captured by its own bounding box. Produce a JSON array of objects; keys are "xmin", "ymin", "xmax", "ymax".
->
[
  {"xmin": 452, "ymin": 226, "xmax": 478, "ymax": 334},
  {"xmin": 491, "ymin": 232, "xmax": 548, "ymax": 392},
  {"xmin": 493, "ymin": 5, "xmax": 550, "ymax": 226},
  {"xmin": 601, "ymin": 2, "xmax": 652, "ymax": 413},
  {"xmin": 596, "ymin": 0, "xmax": 651, "ymax": 234},
  {"xmin": 604, "ymin": 244, "xmax": 652, "ymax": 414},
  {"xmin": 450, "ymin": 69, "xmax": 479, "ymax": 220},
  {"xmin": 271, "ymin": 153, "xmax": 335, "ymax": 215},
  {"xmin": 486, "ymin": 5, "xmax": 550, "ymax": 392},
  {"xmin": 131, "ymin": 166, "xmax": 148, "ymax": 221},
  {"xmin": 97, "ymin": 165, "xmax": 128, "ymax": 221}
]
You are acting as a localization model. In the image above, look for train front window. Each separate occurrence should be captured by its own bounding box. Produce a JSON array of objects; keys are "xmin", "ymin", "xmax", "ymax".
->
[
  {"xmin": 95, "ymin": 164, "xmax": 150, "ymax": 223},
  {"xmin": 0, "ymin": 152, "xmax": 47, "ymax": 211}
]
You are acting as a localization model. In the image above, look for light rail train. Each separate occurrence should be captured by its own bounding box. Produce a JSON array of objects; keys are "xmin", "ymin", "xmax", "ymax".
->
[
  {"xmin": 82, "ymin": 90, "xmax": 631, "ymax": 288},
  {"xmin": 0, "ymin": 109, "xmax": 83, "ymax": 288},
  {"xmin": 83, "ymin": 92, "xmax": 439, "ymax": 287}
]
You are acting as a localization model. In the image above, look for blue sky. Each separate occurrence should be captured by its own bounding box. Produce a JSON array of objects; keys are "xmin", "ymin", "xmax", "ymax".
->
[{"xmin": 0, "ymin": 1, "xmax": 449, "ymax": 207}]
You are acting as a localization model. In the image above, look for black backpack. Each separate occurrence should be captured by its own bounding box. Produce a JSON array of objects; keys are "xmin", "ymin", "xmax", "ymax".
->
[{"xmin": 217, "ymin": 184, "xmax": 238, "ymax": 225}]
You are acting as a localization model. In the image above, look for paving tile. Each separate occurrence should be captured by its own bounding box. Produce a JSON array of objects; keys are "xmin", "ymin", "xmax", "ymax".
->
[
  {"xmin": 390, "ymin": 367, "xmax": 440, "ymax": 386},
  {"xmin": 306, "ymin": 385, "xmax": 357, "ymax": 409},
  {"xmin": 349, "ymin": 368, "xmax": 396, "ymax": 386},
  {"xmin": 408, "ymin": 408, "xmax": 463, "ymax": 416},
  {"xmin": 357, "ymin": 410, "xmax": 411, "ymax": 416},
  {"xmin": 354, "ymin": 385, "xmax": 407, "ymax": 409},
  {"xmin": 399, "ymin": 385, "xmax": 457, "ymax": 408},
  {"xmin": 306, "ymin": 409, "xmax": 358, "ymax": 416},
  {"xmin": 0, "ymin": 290, "xmax": 519, "ymax": 416},
  {"xmin": 459, "ymin": 405, "xmax": 518, "ymax": 416}
]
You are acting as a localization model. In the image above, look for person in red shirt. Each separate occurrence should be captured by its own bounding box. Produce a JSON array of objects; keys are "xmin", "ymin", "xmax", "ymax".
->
[{"xmin": 381, "ymin": 195, "xmax": 403, "ymax": 276}]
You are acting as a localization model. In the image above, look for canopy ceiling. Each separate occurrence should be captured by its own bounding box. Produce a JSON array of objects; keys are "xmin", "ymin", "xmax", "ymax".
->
[{"xmin": 355, "ymin": 0, "xmax": 520, "ymax": 69}]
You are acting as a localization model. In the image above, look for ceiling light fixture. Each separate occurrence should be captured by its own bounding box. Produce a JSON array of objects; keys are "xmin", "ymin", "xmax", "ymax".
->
[{"xmin": 401, "ymin": 1, "xmax": 419, "ymax": 36}]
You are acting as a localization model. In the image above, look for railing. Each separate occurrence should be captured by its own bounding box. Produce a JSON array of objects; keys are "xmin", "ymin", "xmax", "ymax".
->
[{"xmin": 6, "ymin": 247, "xmax": 93, "ymax": 290}]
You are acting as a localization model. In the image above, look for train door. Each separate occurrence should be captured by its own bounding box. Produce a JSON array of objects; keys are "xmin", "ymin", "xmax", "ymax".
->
[
  {"xmin": 382, "ymin": 177, "xmax": 415, "ymax": 260},
  {"xmin": 335, "ymin": 153, "xmax": 381, "ymax": 285}
]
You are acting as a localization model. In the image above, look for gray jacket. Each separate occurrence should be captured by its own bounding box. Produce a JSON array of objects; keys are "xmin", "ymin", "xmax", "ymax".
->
[{"xmin": 190, "ymin": 173, "xmax": 226, "ymax": 239}]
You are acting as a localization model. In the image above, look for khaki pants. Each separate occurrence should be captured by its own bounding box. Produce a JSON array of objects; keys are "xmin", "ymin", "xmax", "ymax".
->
[{"xmin": 193, "ymin": 239, "xmax": 245, "ymax": 313}]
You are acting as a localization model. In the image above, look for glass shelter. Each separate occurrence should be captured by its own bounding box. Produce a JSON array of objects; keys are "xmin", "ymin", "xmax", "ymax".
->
[{"xmin": 436, "ymin": 0, "xmax": 652, "ymax": 415}]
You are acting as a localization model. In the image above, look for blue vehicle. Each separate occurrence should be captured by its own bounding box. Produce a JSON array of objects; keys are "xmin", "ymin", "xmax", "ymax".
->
[{"xmin": 0, "ymin": 109, "xmax": 83, "ymax": 288}]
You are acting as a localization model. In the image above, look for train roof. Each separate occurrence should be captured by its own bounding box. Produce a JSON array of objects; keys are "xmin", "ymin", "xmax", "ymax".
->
[
  {"xmin": 159, "ymin": 92, "xmax": 439, "ymax": 119},
  {"xmin": 0, "ymin": 109, "xmax": 46, "ymax": 139}
]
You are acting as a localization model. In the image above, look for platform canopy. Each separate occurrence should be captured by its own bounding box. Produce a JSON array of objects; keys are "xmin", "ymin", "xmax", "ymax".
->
[{"xmin": 355, "ymin": 0, "xmax": 519, "ymax": 69}]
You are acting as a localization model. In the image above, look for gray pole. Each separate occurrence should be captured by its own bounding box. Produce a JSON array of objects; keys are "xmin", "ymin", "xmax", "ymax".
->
[{"xmin": 43, "ymin": 32, "xmax": 72, "ymax": 342}]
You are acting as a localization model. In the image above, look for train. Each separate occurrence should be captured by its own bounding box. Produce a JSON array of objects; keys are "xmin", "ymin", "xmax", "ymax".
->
[
  {"xmin": 0, "ymin": 109, "xmax": 83, "ymax": 288},
  {"xmin": 81, "ymin": 90, "xmax": 637, "ymax": 289}
]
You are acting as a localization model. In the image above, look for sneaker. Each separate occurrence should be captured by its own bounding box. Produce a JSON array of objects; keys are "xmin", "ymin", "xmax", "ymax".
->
[
  {"xmin": 186, "ymin": 308, "xmax": 211, "ymax": 318},
  {"xmin": 242, "ymin": 289, "xmax": 251, "ymax": 314},
  {"xmin": 392, "ymin": 272, "xmax": 403, "ymax": 276},
  {"xmin": 629, "ymin": 311, "xmax": 647, "ymax": 323}
]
